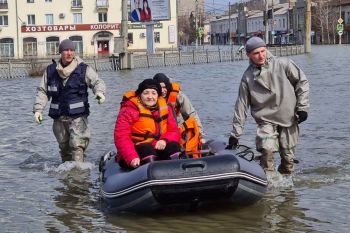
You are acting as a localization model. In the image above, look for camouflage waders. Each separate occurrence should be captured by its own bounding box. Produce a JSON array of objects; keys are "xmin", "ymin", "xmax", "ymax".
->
[{"xmin": 53, "ymin": 116, "xmax": 90, "ymax": 162}]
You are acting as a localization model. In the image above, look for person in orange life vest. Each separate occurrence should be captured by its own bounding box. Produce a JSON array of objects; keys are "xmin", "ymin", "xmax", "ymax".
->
[
  {"xmin": 114, "ymin": 79, "xmax": 181, "ymax": 169},
  {"xmin": 153, "ymin": 73, "xmax": 205, "ymax": 157}
]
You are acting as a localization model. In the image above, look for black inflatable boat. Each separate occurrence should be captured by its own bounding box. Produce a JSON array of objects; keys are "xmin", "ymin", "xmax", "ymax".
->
[{"xmin": 99, "ymin": 140, "xmax": 267, "ymax": 212}]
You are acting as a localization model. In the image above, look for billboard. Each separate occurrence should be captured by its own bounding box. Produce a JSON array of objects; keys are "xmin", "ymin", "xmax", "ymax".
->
[{"xmin": 130, "ymin": 0, "xmax": 170, "ymax": 22}]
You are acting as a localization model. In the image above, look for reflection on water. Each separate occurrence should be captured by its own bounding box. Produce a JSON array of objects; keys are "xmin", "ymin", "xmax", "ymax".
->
[
  {"xmin": 1, "ymin": 45, "xmax": 350, "ymax": 232},
  {"xmin": 47, "ymin": 167, "xmax": 97, "ymax": 232}
]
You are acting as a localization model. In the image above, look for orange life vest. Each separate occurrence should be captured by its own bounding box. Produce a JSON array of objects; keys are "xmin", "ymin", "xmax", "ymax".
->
[
  {"xmin": 179, "ymin": 116, "xmax": 202, "ymax": 158},
  {"xmin": 166, "ymin": 83, "xmax": 202, "ymax": 158},
  {"xmin": 123, "ymin": 91, "xmax": 169, "ymax": 145},
  {"xmin": 167, "ymin": 82, "xmax": 181, "ymax": 115}
]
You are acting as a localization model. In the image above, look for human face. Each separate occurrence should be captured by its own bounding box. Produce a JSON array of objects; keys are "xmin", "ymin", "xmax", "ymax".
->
[
  {"xmin": 140, "ymin": 88, "xmax": 158, "ymax": 107},
  {"xmin": 134, "ymin": 0, "xmax": 140, "ymax": 8},
  {"xmin": 247, "ymin": 47, "xmax": 267, "ymax": 66},
  {"xmin": 60, "ymin": 49, "xmax": 75, "ymax": 66},
  {"xmin": 159, "ymin": 82, "xmax": 167, "ymax": 98}
]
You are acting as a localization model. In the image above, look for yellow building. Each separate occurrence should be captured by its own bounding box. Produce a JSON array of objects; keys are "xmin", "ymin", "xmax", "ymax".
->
[{"xmin": 0, "ymin": 0, "xmax": 178, "ymax": 59}]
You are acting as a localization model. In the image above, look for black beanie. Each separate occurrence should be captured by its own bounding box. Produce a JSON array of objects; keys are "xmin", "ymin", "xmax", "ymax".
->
[
  {"xmin": 153, "ymin": 73, "xmax": 172, "ymax": 95},
  {"xmin": 136, "ymin": 79, "xmax": 162, "ymax": 96}
]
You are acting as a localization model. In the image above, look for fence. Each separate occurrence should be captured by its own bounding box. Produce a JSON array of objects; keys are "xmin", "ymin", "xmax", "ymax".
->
[
  {"xmin": 0, "ymin": 56, "xmax": 119, "ymax": 78},
  {"xmin": 0, "ymin": 45, "xmax": 304, "ymax": 78},
  {"xmin": 133, "ymin": 45, "xmax": 304, "ymax": 69}
]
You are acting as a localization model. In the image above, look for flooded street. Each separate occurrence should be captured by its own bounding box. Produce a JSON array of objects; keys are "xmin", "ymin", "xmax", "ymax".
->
[{"xmin": 1, "ymin": 45, "xmax": 349, "ymax": 232}]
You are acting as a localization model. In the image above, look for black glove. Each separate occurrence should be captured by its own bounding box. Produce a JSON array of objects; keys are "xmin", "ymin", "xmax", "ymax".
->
[
  {"xmin": 226, "ymin": 136, "xmax": 239, "ymax": 149},
  {"xmin": 297, "ymin": 111, "xmax": 308, "ymax": 124}
]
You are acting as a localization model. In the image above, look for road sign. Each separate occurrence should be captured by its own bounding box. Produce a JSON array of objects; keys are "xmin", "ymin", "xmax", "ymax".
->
[
  {"xmin": 338, "ymin": 18, "xmax": 343, "ymax": 24},
  {"xmin": 338, "ymin": 31, "xmax": 343, "ymax": 36},
  {"xmin": 337, "ymin": 24, "xmax": 344, "ymax": 31}
]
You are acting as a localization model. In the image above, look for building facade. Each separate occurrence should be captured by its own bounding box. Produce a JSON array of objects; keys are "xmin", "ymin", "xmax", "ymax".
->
[{"xmin": 0, "ymin": 0, "xmax": 178, "ymax": 59}]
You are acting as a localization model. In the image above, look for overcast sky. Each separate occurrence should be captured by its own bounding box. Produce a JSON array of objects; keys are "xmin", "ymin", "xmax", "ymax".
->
[{"xmin": 204, "ymin": 0, "xmax": 240, "ymax": 14}]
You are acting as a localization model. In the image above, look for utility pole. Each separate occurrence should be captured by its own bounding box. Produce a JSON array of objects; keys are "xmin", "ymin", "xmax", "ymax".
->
[
  {"xmin": 304, "ymin": 0, "xmax": 311, "ymax": 53},
  {"xmin": 264, "ymin": 0, "xmax": 269, "ymax": 44},
  {"xmin": 15, "ymin": 0, "xmax": 20, "ymax": 58},
  {"xmin": 120, "ymin": 0, "xmax": 130, "ymax": 69},
  {"xmin": 339, "ymin": 1, "xmax": 342, "ymax": 45},
  {"xmin": 195, "ymin": 0, "xmax": 198, "ymax": 47},
  {"xmin": 271, "ymin": 0, "xmax": 274, "ymax": 44},
  {"xmin": 228, "ymin": 2, "xmax": 231, "ymax": 46}
]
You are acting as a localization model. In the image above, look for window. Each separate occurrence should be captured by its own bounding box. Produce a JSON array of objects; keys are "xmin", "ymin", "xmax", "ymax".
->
[
  {"xmin": 0, "ymin": 38, "xmax": 14, "ymax": 58},
  {"xmin": 46, "ymin": 36, "xmax": 59, "ymax": 55},
  {"xmin": 45, "ymin": 0, "xmax": 52, "ymax": 2},
  {"xmin": 96, "ymin": 0, "xmax": 108, "ymax": 7},
  {"xmin": 27, "ymin": 0, "xmax": 34, "ymax": 3},
  {"xmin": 0, "ymin": 15, "xmax": 8, "ymax": 26},
  {"xmin": 154, "ymin": 32, "xmax": 160, "ymax": 43},
  {"xmin": 128, "ymin": 33, "xmax": 133, "ymax": 44},
  {"xmin": 23, "ymin": 37, "xmax": 37, "ymax": 56},
  {"xmin": 98, "ymin": 12, "xmax": 107, "ymax": 23},
  {"xmin": 73, "ymin": 13, "xmax": 82, "ymax": 24},
  {"xmin": 27, "ymin": 15, "xmax": 35, "ymax": 25},
  {"xmin": 72, "ymin": 0, "xmax": 82, "ymax": 7},
  {"xmin": 45, "ymin": 14, "xmax": 53, "ymax": 25},
  {"xmin": 69, "ymin": 36, "xmax": 83, "ymax": 55},
  {"xmin": 0, "ymin": 0, "xmax": 8, "ymax": 4}
]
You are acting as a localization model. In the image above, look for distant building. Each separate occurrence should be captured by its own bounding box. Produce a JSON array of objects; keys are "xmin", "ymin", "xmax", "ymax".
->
[{"xmin": 0, "ymin": 0, "xmax": 178, "ymax": 59}]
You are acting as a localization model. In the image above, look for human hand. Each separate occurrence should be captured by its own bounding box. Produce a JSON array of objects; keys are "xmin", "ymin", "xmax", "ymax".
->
[
  {"xmin": 297, "ymin": 111, "xmax": 308, "ymax": 124},
  {"xmin": 34, "ymin": 112, "xmax": 43, "ymax": 124},
  {"xmin": 200, "ymin": 138, "xmax": 206, "ymax": 144},
  {"xmin": 155, "ymin": 140, "xmax": 166, "ymax": 150},
  {"xmin": 130, "ymin": 158, "xmax": 140, "ymax": 168},
  {"xmin": 96, "ymin": 93, "xmax": 105, "ymax": 104},
  {"xmin": 226, "ymin": 136, "xmax": 238, "ymax": 149}
]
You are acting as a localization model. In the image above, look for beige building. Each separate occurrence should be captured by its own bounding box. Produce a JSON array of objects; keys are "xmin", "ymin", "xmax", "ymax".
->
[{"xmin": 0, "ymin": 0, "xmax": 177, "ymax": 59}]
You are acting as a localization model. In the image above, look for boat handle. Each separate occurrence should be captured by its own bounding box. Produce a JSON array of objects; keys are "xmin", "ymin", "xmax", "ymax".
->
[{"xmin": 182, "ymin": 161, "xmax": 206, "ymax": 170}]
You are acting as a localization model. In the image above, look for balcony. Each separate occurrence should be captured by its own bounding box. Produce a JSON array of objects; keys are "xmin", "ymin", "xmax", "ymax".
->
[
  {"xmin": 96, "ymin": 0, "xmax": 109, "ymax": 10},
  {"xmin": 0, "ymin": 2, "xmax": 8, "ymax": 12},
  {"xmin": 71, "ymin": 0, "xmax": 83, "ymax": 10}
]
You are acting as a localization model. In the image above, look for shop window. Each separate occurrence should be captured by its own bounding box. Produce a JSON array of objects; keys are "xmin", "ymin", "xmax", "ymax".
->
[
  {"xmin": 46, "ymin": 36, "xmax": 59, "ymax": 55},
  {"xmin": 0, "ymin": 38, "xmax": 14, "ymax": 58},
  {"xmin": 23, "ymin": 37, "xmax": 37, "ymax": 56},
  {"xmin": 69, "ymin": 36, "xmax": 83, "ymax": 55}
]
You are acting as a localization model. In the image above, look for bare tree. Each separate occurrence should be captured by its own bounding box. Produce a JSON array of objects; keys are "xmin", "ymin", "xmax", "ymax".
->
[
  {"xmin": 313, "ymin": 0, "xmax": 340, "ymax": 44},
  {"xmin": 178, "ymin": 14, "xmax": 196, "ymax": 46}
]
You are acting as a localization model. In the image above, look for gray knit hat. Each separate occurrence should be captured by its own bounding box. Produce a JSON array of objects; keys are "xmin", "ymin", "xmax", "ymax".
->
[
  {"xmin": 59, "ymin": 39, "xmax": 75, "ymax": 53},
  {"xmin": 245, "ymin": 37, "xmax": 266, "ymax": 53}
]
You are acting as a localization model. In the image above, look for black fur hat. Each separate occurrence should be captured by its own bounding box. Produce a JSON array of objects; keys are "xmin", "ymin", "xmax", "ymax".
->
[{"xmin": 136, "ymin": 79, "xmax": 162, "ymax": 96}]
